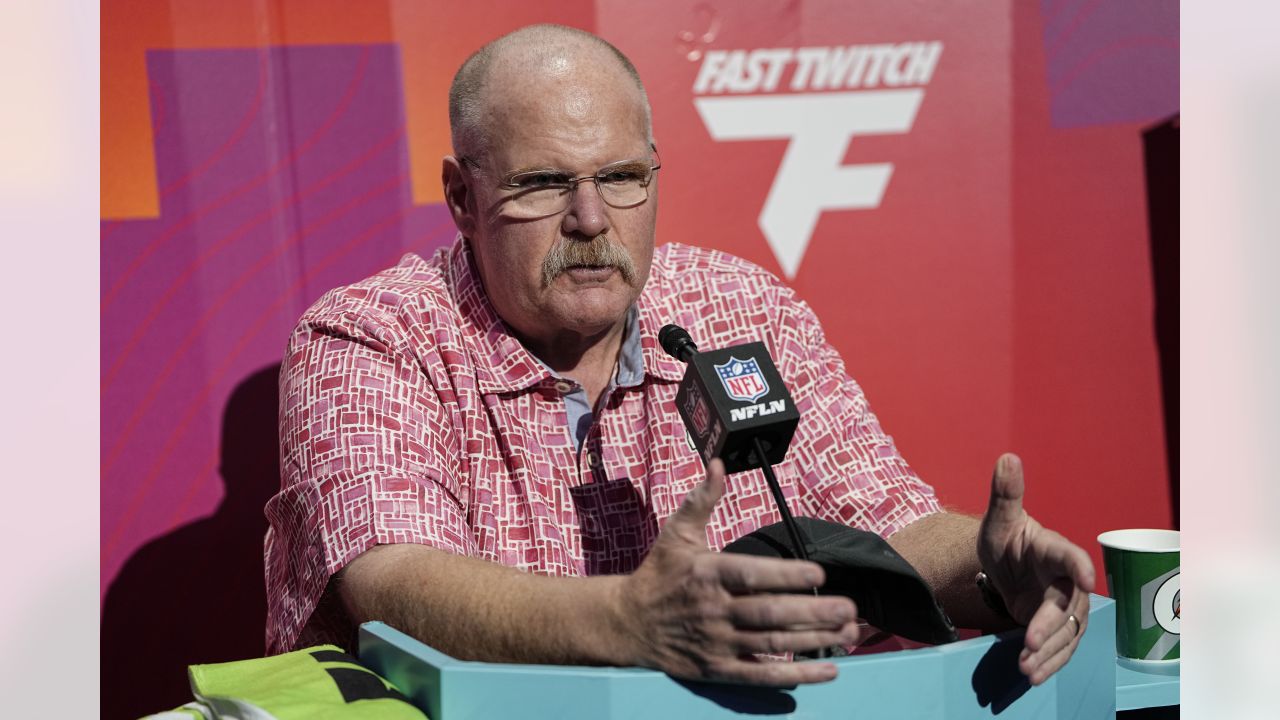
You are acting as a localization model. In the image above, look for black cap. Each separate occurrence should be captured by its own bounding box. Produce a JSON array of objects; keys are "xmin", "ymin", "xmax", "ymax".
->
[{"xmin": 723, "ymin": 517, "xmax": 958, "ymax": 645}]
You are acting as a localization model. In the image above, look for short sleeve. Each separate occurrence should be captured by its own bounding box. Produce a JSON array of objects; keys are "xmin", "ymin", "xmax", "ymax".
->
[
  {"xmin": 771, "ymin": 283, "xmax": 943, "ymax": 538},
  {"xmin": 264, "ymin": 297, "xmax": 474, "ymax": 654}
]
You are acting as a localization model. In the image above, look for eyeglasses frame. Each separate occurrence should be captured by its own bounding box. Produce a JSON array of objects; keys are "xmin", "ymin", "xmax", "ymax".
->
[{"xmin": 458, "ymin": 144, "xmax": 662, "ymax": 217}]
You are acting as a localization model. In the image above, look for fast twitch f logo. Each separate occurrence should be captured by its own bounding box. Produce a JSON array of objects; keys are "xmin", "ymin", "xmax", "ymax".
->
[{"xmin": 692, "ymin": 42, "xmax": 941, "ymax": 278}]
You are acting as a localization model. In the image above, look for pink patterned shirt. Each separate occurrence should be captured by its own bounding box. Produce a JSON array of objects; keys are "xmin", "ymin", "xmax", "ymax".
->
[{"xmin": 264, "ymin": 238, "xmax": 941, "ymax": 654}]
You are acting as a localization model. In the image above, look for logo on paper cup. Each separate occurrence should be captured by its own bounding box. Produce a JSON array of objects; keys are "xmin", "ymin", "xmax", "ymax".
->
[
  {"xmin": 1153, "ymin": 573, "xmax": 1180, "ymax": 635},
  {"xmin": 1136, "ymin": 566, "xmax": 1180, "ymax": 660}
]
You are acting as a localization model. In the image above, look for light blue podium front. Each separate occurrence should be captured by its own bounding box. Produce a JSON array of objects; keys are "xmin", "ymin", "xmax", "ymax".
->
[{"xmin": 360, "ymin": 595, "xmax": 1117, "ymax": 719}]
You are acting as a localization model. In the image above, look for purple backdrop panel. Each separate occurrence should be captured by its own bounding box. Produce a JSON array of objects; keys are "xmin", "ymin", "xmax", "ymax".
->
[
  {"xmin": 101, "ymin": 44, "xmax": 455, "ymax": 597},
  {"xmin": 1039, "ymin": 0, "xmax": 1179, "ymax": 127}
]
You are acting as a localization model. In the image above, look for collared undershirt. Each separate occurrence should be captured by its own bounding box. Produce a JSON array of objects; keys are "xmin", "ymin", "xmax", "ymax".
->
[{"xmin": 535, "ymin": 306, "xmax": 646, "ymax": 451}]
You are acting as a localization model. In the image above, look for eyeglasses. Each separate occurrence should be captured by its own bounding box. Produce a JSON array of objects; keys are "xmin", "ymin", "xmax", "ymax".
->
[{"xmin": 461, "ymin": 145, "xmax": 661, "ymax": 220}]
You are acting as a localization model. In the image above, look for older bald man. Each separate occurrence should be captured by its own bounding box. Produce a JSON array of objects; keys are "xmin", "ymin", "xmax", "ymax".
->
[{"xmin": 265, "ymin": 25, "xmax": 1095, "ymax": 687}]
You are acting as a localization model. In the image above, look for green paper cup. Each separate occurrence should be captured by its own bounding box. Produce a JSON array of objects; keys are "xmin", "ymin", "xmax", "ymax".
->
[{"xmin": 1098, "ymin": 529, "xmax": 1180, "ymax": 669}]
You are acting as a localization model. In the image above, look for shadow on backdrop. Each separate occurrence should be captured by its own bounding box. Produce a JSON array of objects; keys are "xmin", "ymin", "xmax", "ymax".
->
[
  {"xmin": 102, "ymin": 364, "xmax": 281, "ymax": 720},
  {"xmin": 1142, "ymin": 115, "xmax": 1179, "ymax": 528}
]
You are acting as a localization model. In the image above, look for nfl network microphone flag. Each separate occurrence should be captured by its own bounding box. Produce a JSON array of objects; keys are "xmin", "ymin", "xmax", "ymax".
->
[{"xmin": 670, "ymin": 339, "xmax": 800, "ymax": 474}]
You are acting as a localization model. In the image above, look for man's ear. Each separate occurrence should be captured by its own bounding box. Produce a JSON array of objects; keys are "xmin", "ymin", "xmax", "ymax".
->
[{"xmin": 442, "ymin": 156, "xmax": 477, "ymax": 236}]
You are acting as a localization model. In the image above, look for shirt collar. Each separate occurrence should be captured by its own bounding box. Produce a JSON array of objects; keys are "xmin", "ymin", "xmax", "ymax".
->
[
  {"xmin": 614, "ymin": 305, "xmax": 646, "ymax": 388},
  {"xmin": 448, "ymin": 237, "xmax": 553, "ymax": 394},
  {"xmin": 447, "ymin": 235, "xmax": 685, "ymax": 394},
  {"xmin": 636, "ymin": 291, "xmax": 687, "ymax": 383}
]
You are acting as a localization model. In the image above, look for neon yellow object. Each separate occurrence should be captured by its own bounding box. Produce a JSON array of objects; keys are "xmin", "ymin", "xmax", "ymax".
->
[{"xmin": 146, "ymin": 645, "xmax": 428, "ymax": 720}]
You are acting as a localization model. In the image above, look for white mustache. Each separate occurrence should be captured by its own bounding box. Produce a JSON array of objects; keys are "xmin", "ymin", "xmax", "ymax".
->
[{"xmin": 542, "ymin": 233, "xmax": 637, "ymax": 287}]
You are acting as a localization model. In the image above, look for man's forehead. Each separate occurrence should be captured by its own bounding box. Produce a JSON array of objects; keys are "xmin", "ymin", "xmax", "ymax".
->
[
  {"xmin": 486, "ymin": 122, "xmax": 650, "ymax": 173},
  {"xmin": 484, "ymin": 53, "xmax": 641, "ymax": 112},
  {"xmin": 481, "ymin": 73, "xmax": 649, "ymax": 167}
]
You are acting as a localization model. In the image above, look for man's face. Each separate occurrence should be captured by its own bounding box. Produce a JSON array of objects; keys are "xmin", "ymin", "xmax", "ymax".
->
[{"xmin": 455, "ymin": 61, "xmax": 657, "ymax": 345}]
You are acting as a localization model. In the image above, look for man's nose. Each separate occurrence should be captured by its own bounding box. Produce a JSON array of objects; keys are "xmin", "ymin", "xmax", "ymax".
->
[{"xmin": 561, "ymin": 180, "xmax": 611, "ymax": 238}]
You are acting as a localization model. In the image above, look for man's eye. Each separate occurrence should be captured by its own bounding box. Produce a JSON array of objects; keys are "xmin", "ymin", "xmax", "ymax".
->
[
  {"xmin": 600, "ymin": 169, "xmax": 644, "ymax": 185},
  {"xmin": 513, "ymin": 172, "xmax": 569, "ymax": 189}
]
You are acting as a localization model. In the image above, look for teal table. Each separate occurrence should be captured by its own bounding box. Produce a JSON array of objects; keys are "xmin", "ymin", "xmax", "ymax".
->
[
  {"xmin": 360, "ymin": 594, "xmax": 1177, "ymax": 719},
  {"xmin": 1117, "ymin": 658, "xmax": 1180, "ymax": 712}
]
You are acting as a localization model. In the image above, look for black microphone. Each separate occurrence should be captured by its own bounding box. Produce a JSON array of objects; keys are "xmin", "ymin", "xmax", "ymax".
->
[
  {"xmin": 660, "ymin": 324, "xmax": 809, "ymax": 561},
  {"xmin": 657, "ymin": 324, "xmax": 699, "ymax": 363},
  {"xmin": 659, "ymin": 324, "xmax": 800, "ymax": 474}
]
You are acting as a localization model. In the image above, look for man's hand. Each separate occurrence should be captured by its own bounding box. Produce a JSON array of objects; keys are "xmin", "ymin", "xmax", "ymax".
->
[
  {"xmin": 612, "ymin": 459, "xmax": 860, "ymax": 686},
  {"xmin": 978, "ymin": 453, "xmax": 1096, "ymax": 685}
]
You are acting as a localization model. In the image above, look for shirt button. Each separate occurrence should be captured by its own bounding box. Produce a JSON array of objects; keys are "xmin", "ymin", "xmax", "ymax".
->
[
  {"xmin": 553, "ymin": 380, "xmax": 574, "ymax": 395},
  {"xmin": 586, "ymin": 452, "xmax": 600, "ymax": 468}
]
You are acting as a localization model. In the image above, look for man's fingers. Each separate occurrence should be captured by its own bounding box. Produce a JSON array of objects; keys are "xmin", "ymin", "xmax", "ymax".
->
[
  {"xmin": 714, "ymin": 553, "xmax": 825, "ymax": 593},
  {"xmin": 1020, "ymin": 611, "xmax": 1075, "ymax": 676},
  {"xmin": 1034, "ymin": 529, "xmax": 1097, "ymax": 593},
  {"xmin": 1058, "ymin": 537, "xmax": 1097, "ymax": 593},
  {"xmin": 666, "ymin": 459, "xmax": 727, "ymax": 544},
  {"xmin": 985, "ymin": 453, "xmax": 1026, "ymax": 526},
  {"xmin": 734, "ymin": 624, "xmax": 861, "ymax": 656},
  {"xmin": 1022, "ymin": 625, "xmax": 1081, "ymax": 686},
  {"xmin": 1021, "ymin": 610, "xmax": 1087, "ymax": 685},
  {"xmin": 728, "ymin": 594, "xmax": 856, "ymax": 630},
  {"xmin": 1019, "ymin": 586, "xmax": 1091, "ymax": 685},
  {"xmin": 708, "ymin": 656, "xmax": 838, "ymax": 687},
  {"xmin": 1021, "ymin": 577, "xmax": 1072, "ymax": 651}
]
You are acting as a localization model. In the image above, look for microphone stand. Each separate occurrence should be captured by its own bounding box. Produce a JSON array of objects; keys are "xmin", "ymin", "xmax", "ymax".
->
[
  {"xmin": 751, "ymin": 436, "xmax": 811, "ymax": 563},
  {"xmin": 751, "ymin": 436, "xmax": 828, "ymax": 659}
]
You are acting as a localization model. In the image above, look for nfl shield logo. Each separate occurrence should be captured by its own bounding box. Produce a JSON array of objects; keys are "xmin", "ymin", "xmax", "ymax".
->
[
  {"xmin": 683, "ymin": 386, "xmax": 711, "ymax": 436},
  {"xmin": 715, "ymin": 356, "xmax": 770, "ymax": 403}
]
